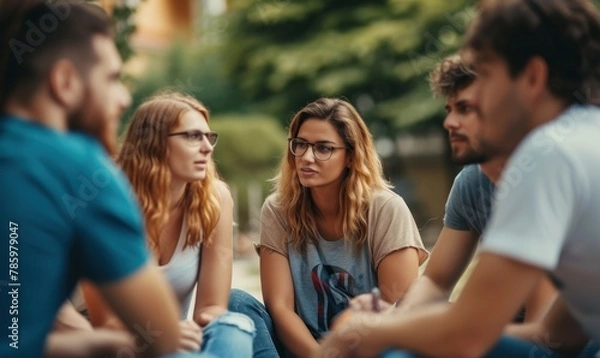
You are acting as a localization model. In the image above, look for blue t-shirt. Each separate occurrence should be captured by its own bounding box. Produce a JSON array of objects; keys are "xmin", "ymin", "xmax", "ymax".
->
[
  {"xmin": 0, "ymin": 116, "xmax": 150, "ymax": 357},
  {"xmin": 443, "ymin": 165, "xmax": 495, "ymax": 235}
]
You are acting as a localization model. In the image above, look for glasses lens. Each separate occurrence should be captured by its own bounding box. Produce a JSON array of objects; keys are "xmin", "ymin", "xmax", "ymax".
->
[
  {"xmin": 290, "ymin": 139, "xmax": 308, "ymax": 156},
  {"xmin": 313, "ymin": 144, "xmax": 333, "ymax": 161},
  {"xmin": 207, "ymin": 132, "xmax": 218, "ymax": 146},
  {"xmin": 186, "ymin": 132, "xmax": 202, "ymax": 143}
]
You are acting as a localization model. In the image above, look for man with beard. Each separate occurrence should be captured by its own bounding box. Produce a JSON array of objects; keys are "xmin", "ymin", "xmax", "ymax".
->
[
  {"xmin": 316, "ymin": 0, "xmax": 600, "ymax": 357},
  {"xmin": 350, "ymin": 54, "xmax": 556, "ymax": 324},
  {"xmin": 395, "ymin": 54, "xmax": 556, "ymax": 321},
  {"xmin": 0, "ymin": 1, "xmax": 181, "ymax": 357}
]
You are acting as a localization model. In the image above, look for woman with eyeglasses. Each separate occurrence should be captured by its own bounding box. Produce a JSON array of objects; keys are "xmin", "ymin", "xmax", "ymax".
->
[
  {"xmin": 82, "ymin": 92, "xmax": 255, "ymax": 357},
  {"xmin": 229, "ymin": 97, "xmax": 428, "ymax": 357}
]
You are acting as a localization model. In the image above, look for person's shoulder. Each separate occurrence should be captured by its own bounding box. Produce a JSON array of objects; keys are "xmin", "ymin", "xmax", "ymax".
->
[
  {"xmin": 371, "ymin": 187, "xmax": 398, "ymax": 201},
  {"xmin": 64, "ymin": 133, "xmax": 118, "ymax": 175},
  {"xmin": 370, "ymin": 187, "xmax": 407, "ymax": 210},
  {"xmin": 262, "ymin": 193, "xmax": 281, "ymax": 211},
  {"xmin": 214, "ymin": 178, "xmax": 233, "ymax": 202},
  {"xmin": 1, "ymin": 118, "xmax": 109, "ymax": 174},
  {"xmin": 555, "ymin": 104, "xmax": 600, "ymax": 129},
  {"xmin": 28, "ymin": 126, "xmax": 108, "ymax": 169},
  {"xmin": 451, "ymin": 165, "xmax": 489, "ymax": 191},
  {"xmin": 263, "ymin": 192, "xmax": 279, "ymax": 205},
  {"xmin": 2, "ymin": 117, "xmax": 79, "ymax": 157},
  {"xmin": 522, "ymin": 105, "xmax": 600, "ymax": 154},
  {"xmin": 454, "ymin": 164, "xmax": 484, "ymax": 182}
]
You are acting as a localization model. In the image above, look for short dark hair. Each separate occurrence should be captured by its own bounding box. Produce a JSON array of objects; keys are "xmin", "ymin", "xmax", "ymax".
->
[
  {"xmin": 0, "ymin": 0, "xmax": 113, "ymax": 108},
  {"xmin": 428, "ymin": 54, "xmax": 477, "ymax": 98},
  {"xmin": 463, "ymin": 0, "xmax": 600, "ymax": 104}
]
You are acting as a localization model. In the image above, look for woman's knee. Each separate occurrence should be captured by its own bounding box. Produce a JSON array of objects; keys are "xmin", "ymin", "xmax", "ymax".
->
[
  {"xmin": 211, "ymin": 311, "xmax": 255, "ymax": 336},
  {"xmin": 229, "ymin": 288, "xmax": 263, "ymax": 312}
]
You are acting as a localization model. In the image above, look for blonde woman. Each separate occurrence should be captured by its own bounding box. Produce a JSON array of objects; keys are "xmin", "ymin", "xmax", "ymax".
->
[
  {"xmin": 229, "ymin": 98, "xmax": 428, "ymax": 357},
  {"xmin": 84, "ymin": 92, "xmax": 254, "ymax": 357}
]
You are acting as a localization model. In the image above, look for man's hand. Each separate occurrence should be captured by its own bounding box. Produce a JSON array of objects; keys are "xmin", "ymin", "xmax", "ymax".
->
[
  {"xmin": 315, "ymin": 312, "xmax": 387, "ymax": 358},
  {"xmin": 348, "ymin": 293, "xmax": 393, "ymax": 313}
]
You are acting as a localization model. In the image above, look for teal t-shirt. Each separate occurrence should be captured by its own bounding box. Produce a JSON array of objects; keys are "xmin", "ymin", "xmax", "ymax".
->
[{"xmin": 0, "ymin": 116, "xmax": 150, "ymax": 357}]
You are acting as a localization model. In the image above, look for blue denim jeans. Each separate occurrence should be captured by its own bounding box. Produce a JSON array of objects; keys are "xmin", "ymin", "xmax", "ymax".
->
[
  {"xmin": 160, "ymin": 311, "xmax": 255, "ymax": 358},
  {"xmin": 378, "ymin": 336, "xmax": 599, "ymax": 358},
  {"xmin": 229, "ymin": 288, "xmax": 283, "ymax": 358},
  {"xmin": 486, "ymin": 336, "xmax": 599, "ymax": 358},
  {"xmin": 201, "ymin": 311, "xmax": 255, "ymax": 357}
]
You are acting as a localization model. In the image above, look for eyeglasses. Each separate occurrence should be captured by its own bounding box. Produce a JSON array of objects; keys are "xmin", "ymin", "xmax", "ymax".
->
[
  {"xmin": 168, "ymin": 130, "xmax": 218, "ymax": 147},
  {"xmin": 288, "ymin": 138, "xmax": 347, "ymax": 161}
]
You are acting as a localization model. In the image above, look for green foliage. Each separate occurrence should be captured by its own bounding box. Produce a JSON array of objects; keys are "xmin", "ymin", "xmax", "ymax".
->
[
  {"xmin": 120, "ymin": 41, "xmax": 256, "ymax": 127},
  {"xmin": 210, "ymin": 114, "xmax": 286, "ymax": 230},
  {"xmin": 211, "ymin": 115, "xmax": 285, "ymax": 182},
  {"xmin": 119, "ymin": 0, "xmax": 479, "ymax": 228},
  {"xmin": 86, "ymin": 0, "xmax": 142, "ymax": 63},
  {"xmin": 223, "ymin": 0, "xmax": 474, "ymax": 134},
  {"xmin": 112, "ymin": 3, "xmax": 139, "ymax": 63}
]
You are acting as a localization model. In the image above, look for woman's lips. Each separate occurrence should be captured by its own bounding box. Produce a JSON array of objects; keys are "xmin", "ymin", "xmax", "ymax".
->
[{"xmin": 300, "ymin": 167, "xmax": 318, "ymax": 175}]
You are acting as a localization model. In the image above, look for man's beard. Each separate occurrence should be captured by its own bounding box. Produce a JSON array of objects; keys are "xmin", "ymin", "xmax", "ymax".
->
[
  {"xmin": 452, "ymin": 149, "xmax": 489, "ymax": 165},
  {"xmin": 67, "ymin": 93, "xmax": 117, "ymax": 156},
  {"xmin": 449, "ymin": 134, "xmax": 489, "ymax": 165}
]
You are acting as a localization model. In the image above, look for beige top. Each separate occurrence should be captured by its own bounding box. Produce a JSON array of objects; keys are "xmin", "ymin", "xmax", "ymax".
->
[{"xmin": 259, "ymin": 187, "xmax": 429, "ymax": 269}]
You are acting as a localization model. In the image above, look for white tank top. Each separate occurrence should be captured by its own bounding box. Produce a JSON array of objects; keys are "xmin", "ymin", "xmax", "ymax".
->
[{"xmin": 159, "ymin": 218, "xmax": 201, "ymax": 319}]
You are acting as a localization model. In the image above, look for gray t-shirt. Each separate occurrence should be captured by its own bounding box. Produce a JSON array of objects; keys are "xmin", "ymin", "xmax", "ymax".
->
[
  {"xmin": 290, "ymin": 235, "xmax": 374, "ymax": 338},
  {"xmin": 443, "ymin": 165, "xmax": 527, "ymax": 323},
  {"xmin": 443, "ymin": 165, "xmax": 495, "ymax": 235},
  {"xmin": 260, "ymin": 188, "xmax": 428, "ymax": 338},
  {"xmin": 481, "ymin": 105, "xmax": 600, "ymax": 341}
]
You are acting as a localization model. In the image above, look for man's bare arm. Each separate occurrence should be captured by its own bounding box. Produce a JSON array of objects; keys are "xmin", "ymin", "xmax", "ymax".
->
[
  {"xmin": 97, "ymin": 263, "xmax": 181, "ymax": 357},
  {"xmin": 506, "ymin": 295, "xmax": 590, "ymax": 354},
  {"xmin": 53, "ymin": 301, "xmax": 93, "ymax": 332},
  {"xmin": 318, "ymin": 253, "xmax": 546, "ymax": 358},
  {"xmin": 396, "ymin": 227, "xmax": 479, "ymax": 310}
]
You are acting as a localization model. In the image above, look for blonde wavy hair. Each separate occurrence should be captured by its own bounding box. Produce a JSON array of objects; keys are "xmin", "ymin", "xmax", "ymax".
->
[
  {"xmin": 118, "ymin": 92, "xmax": 221, "ymax": 252},
  {"xmin": 274, "ymin": 98, "xmax": 391, "ymax": 252}
]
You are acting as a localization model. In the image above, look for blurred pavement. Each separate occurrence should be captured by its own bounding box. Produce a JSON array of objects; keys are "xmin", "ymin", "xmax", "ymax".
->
[{"xmin": 232, "ymin": 253, "xmax": 262, "ymax": 303}]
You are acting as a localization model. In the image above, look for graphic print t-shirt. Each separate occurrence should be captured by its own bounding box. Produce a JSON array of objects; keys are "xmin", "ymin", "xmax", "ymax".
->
[
  {"xmin": 289, "ymin": 237, "xmax": 374, "ymax": 338},
  {"xmin": 259, "ymin": 189, "xmax": 428, "ymax": 338}
]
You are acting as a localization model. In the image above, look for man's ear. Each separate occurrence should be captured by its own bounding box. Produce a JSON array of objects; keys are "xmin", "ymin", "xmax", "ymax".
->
[
  {"xmin": 521, "ymin": 56, "xmax": 549, "ymax": 102},
  {"xmin": 47, "ymin": 59, "xmax": 83, "ymax": 109}
]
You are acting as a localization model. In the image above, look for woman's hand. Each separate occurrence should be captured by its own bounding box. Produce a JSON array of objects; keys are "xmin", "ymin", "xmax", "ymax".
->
[
  {"xmin": 195, "ymin": 305, "xmax": 227, "ymax": 327},
  {"xmin": 178, "ymin": 320, "xmax": 203, "ymax": 352}
]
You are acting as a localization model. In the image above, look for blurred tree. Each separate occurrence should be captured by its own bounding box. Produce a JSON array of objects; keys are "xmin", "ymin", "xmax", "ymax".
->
[
  {"xmin": 223, "ymin": 0, "xmax": 474, "ymax": 136},
  {"xmin": 210, "ymin": 115, "xmax": 286, "ymax": 231},
  {"xmin": 111, "ymin": 1, "xmax": 140, "ymax": 63},
  {"xmin": 87, "ymin": 0, "xmax": 142, "ymax": 62}
]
